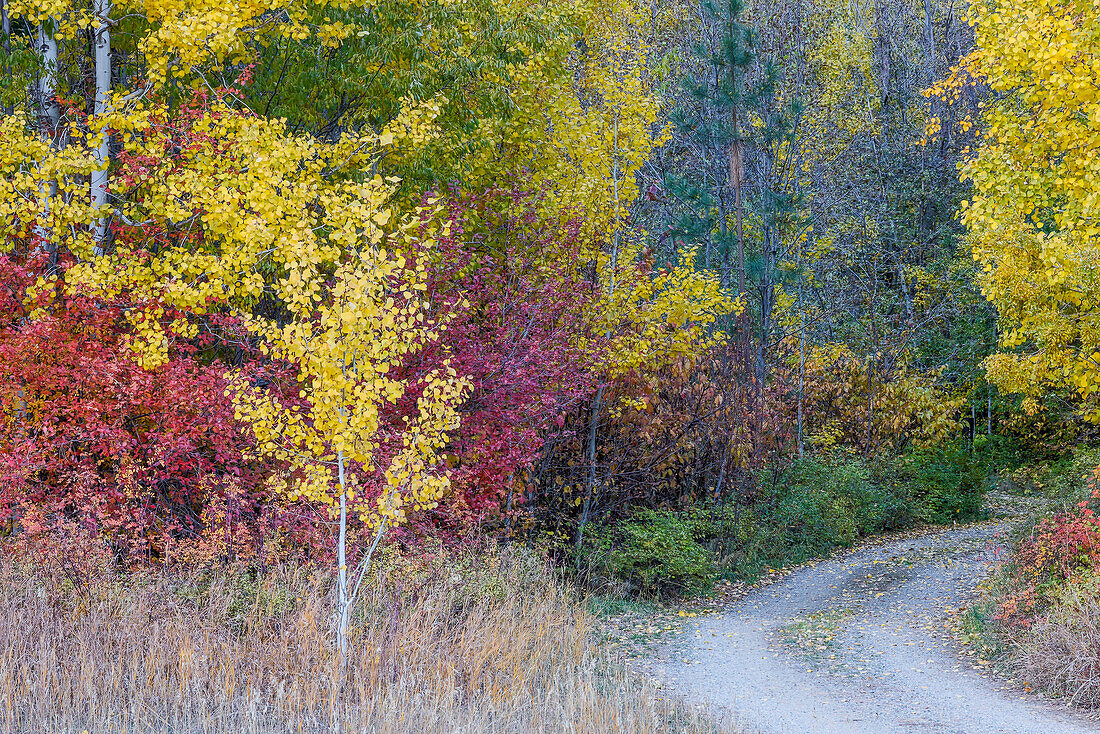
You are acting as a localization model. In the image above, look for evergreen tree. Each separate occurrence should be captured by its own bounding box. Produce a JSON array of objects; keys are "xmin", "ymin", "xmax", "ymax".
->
[{"xmin": 661, "ymin": 0, "xmax": 805, "ymax": 366}]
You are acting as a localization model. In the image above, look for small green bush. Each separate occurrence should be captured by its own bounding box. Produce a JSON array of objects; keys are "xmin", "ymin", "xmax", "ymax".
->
[
  {"xmin": 586, "ymin": 509, "xmax": 715, "ymax": 597},
  {"xmin": 776, "ymin": 458, "xmax": 884, "ymax": 543},
  {"xmin": 900, "ymin": 441, "xmax": 987, "ymax": 523},
  {"xmin": 748, "ymin": 457, "xmax": 910, "ymax": 567},
  {"xmin": 998, "ymin": 445, "xmax": 1100, "ymax": 502},
  {"xmin": 693, "ymin": 503, "xmax": 774, "ymax": 581},
  {"xmin": 581, "ymin": 448, "xmax": 998, "ymax": 597},
  {"xmin": 702, "ymin": 457, "xmax": 914, "ymax": 582},
  {"xmin": 973, "ymin": 433, "xmax": 1030, "ymax": 474}
]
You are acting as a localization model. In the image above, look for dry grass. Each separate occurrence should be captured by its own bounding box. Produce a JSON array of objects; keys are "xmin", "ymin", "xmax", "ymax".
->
[
  {"xmin": 1015, "ymin": 573, "xmax": 1100, "ymax": 709},
  {"xmin": 0, "ymin": 545, "xmax": 725, "ymax": 733}
]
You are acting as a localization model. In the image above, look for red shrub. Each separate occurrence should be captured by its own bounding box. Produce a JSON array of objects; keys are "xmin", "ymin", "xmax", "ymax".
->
[
  {"xmin": 0, "ymin": 256, "xmax": 274, "ymax": 564},
  {"xmin": 999, "ymin": 476, "xmax": 1100, "ymax": 626},
  {"xmin": 396, "ymin": 189, "xmax": 599, "ymax": 531}
]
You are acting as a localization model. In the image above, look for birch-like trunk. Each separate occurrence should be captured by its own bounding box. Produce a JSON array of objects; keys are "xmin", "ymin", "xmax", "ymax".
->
[
  {"xmin": 336, "ymin": 447, "xmax": 349, "ymax": 658},
  {"xmin": 37, "ymin": 23, "xmax": 59, "ymax": 144},
  {"xmin": 34, "ymin": 21, "xmax": 59, "ymax": 265},
  {"xmin": 1, "ymin": 0, "xmax": 11, "ymax": 115},
  {"xmin": 91, "ymin": 0, "xmax": 112, "ymax": 255}
]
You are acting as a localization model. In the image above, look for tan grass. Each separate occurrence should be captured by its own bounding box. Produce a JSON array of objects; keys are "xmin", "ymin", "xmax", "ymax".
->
[
  {"xmin": 0, "ymin": 546, "xmax": 724, "ymax": 733},
  {"xmin": 1015, "ymin": 573, "xmax": 1100, "ymax": 709}
]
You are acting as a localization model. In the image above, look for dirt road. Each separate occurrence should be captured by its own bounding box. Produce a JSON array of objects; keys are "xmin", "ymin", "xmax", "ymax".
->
[{"xmin": 648, "ymin": 522, "xmax": 1099, "ymax": 733}]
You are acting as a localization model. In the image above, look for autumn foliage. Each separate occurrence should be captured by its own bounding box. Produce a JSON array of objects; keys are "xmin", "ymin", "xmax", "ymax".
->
[
  {"xmin": 0, "ymin": 185, "xmax": 604, "ymax": 560},
  {"xmin": 0, "ymin": 256, "xmax": 269, "ymax": 561},
  {"xmin": 0, "ymin": 0, "xmax": 1027, "ymax": 578},
  {"xmin": 406, "ymin": 190, "xmax": 599, "ymax": 527},
  {"xmin": 998, "ymin": 478, "xmax": 1100, "ymax": 627}
]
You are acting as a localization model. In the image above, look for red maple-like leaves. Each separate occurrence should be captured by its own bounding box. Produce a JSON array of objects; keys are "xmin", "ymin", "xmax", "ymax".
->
[
  {"xmin": 396, "ymin": 189, "xmax": 600, "ymax": 531},
  {"xmin": 0, "ymin": 256, "xmax": 266, "ymax": 562}
]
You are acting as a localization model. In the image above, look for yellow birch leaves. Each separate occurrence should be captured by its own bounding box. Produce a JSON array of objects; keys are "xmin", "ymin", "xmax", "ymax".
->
[
  {"xmin": 229, "ymin": 243, "xmax": 468, "ymax": 528},
  {"xmin": 960, "ymin": 0, "xmax": 1100, "ymax": 418}
]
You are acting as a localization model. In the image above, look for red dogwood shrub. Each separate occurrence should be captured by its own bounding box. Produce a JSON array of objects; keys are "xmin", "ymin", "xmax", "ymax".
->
[
  {"xmin": 394, "ymin": 189, "xmax": 599, "ymax": 531},
  {"xmin": 999, "ymin": 475, "xmax": 1100, "ymax": 626},
  {"xmin": 0, "ymin": 256, "xmax": 274, "ymax": 563}
]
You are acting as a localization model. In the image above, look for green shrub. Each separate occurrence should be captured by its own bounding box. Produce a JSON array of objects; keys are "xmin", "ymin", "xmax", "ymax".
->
[
  {"xmin": 693, "ymin": 503, "xmax": 773, "ymax": 582},
  {"xmin": 998, "ymin": 445, "xmax": 1100, "ymax": 502},
  {"xmin": 973, "ymin": 433, "xmax": 1030, "ymax": 474},
  {"xmin": 762, "ymin": 457, "xmax": 911, "ymax": 562},
  {"xmin": 586, "ymin": 509, "xmax": 715, "ymax": 598},
  {"xmin": 581, "ymin": 448, "xmax": 998, "ymax": 598},
  {"xmin": 703, "ymin": 457, "xmax": 914, "ymax": 581},
  {"xmin": 900, "ymin": 441, "xmax": 987, "ymax": 523}
]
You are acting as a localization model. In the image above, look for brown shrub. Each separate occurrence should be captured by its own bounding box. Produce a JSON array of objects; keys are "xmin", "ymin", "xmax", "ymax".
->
[{"xmin": 0, "ymin": 546, "xmax": 723, "ymax": 733}]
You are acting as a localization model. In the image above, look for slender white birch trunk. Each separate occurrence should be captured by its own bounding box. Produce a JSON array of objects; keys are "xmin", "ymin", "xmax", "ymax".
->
[
  {"xmin": 37, "ymin": 25, "xmax": 58, "ymax": 126},
  {"xmin": 91, "ymin": 0, "xmax": 112, "ymax": 255},
  {"xmin": 34, "ymin": 21, "xmax": 59, "ymax": 263},
  {"xmin": 336, "ymin": 446, "xmax": 349, "ymax": 658},
  {"xmin": 1, "ymin": 0, "xmax": 11, "ymax": 116}
]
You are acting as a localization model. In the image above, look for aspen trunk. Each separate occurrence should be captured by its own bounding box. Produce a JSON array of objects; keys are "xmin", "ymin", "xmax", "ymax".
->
[
  {"xmin": 37, "ymin": 26, "xmax": 58, "ymax": 127},
  {"xmin": 91, "ymin": 0, "xmax": 112, "ymax": 255},
  {"xmin": 337, "ymin": 448, "xmax": 349, "ymax": 658},
  {"xmin": 34, "ymin": 21, "xmax": 59, "ymax": 265},
  {"xmin": 1, "ymin": 0, "xmax": 10, "ymax": 115}
]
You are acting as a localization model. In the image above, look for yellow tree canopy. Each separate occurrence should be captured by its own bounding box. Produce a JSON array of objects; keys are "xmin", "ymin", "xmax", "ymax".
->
[{"xmin": 961, "ymin": 0, "xmax": 1100, "ymax": 418}]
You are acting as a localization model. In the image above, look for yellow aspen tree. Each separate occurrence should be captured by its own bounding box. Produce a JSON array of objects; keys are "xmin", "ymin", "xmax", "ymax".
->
[
  {"xmin": 959, "ymin": 0, "xmax": 1100, "ymax": 418},
  {"xmin": 0, "ymin": 97, "xmax": 441, "ymax": 367},
  {"xmin": 228, "ymin": 239, "xmax": 468, "ymax": 655}
]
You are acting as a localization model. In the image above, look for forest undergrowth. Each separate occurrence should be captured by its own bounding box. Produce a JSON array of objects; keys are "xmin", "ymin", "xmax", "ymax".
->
[{"xmin": 2, "ymin": 0, "xmax": 1099, "ymax": 728}]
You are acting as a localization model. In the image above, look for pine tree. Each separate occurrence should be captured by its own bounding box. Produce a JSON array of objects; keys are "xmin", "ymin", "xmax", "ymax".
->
[
  {"xmin": 657, "ymin": 0, "xmax": 806, "ymax": 471},
  {"xmin": 661, "ymin": 0, "xmax": 803, "ymax": 331}
]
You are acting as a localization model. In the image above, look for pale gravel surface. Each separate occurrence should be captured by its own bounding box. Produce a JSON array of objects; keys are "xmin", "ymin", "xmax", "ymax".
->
[{"xmin": 643, "ymin": 521, "xmax": 1100, "ymax": 734}]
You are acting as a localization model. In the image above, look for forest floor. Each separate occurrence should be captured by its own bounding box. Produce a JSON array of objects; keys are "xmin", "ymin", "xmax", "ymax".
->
[{"xmin": 635, "ymin": 499, "xmax": 1100, "ymax": 733}]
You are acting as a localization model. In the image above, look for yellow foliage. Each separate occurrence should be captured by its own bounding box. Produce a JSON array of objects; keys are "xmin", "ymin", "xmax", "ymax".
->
[
  {"xmin": 1, "ymin": 98, "xmax": 438, "ymax": 368},
  {"xmin": 504, "ymin": 0, "xmax": 668, "ymax": 245},
  {"xmin": 3, "ymin": 0, "xmax": 730, "ymax": 480},
  {"xmin": 586, "ymin": 236, "xmax": 740, "ymax": 379},
  {"xmin": 0, "ymin": 112, "xmax": 103, "ymax": 256},
  {"xmin": 803, "ymin": 344, "xmax": 963, "ymax": 450},
  {"xmin": 228, "ymin": 247, "xmax": 468, "ymax": 527},
  {"xmin": 804, "ymin": 0, "xmax": 878, "ymax": 142},
  {"xmin": 960, "ymin": 0, "xmax": 1100, "ymax": 417}
]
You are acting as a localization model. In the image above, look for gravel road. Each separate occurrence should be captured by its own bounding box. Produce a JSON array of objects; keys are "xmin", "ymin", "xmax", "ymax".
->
[{"xmin": 647, "ymin": 522, "xmax": 1100, "ymax": 734}]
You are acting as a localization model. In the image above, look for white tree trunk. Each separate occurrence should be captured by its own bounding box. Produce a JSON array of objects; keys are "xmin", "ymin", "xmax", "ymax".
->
[
  {"xmin": 37, "ymin": 25, "xmax": 58, "ymax": 127},
  {"xmin": 337, "ymin": 447, "xmax": 349, "ymax": 659},
  {"xmin": 91, "ymin": 0, "xmax": 112, "ymax": 255},
  {"xmin": 1, "ymin": 0, "xmax": 11, "ymax": 116},
  {"xmin": 33, "ymin": 21, "xmax": 59, "ymax": 264}
]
